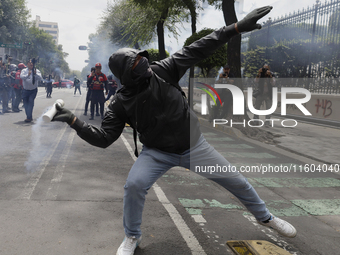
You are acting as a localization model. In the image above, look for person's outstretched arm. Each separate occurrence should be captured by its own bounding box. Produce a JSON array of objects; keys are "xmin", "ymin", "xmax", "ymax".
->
[
  {"xmin": 52, "ymin": 100, "xmax": 126, "ymax": 148},
  {"xmin": 152, "ymin": 6, "xmax": 272, "ymax": 84}
]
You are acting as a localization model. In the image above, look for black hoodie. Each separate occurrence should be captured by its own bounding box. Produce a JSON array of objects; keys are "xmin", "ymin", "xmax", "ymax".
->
[{"xmin": 70, "ymin": 24, "xmax": 238, "ymax": 154}]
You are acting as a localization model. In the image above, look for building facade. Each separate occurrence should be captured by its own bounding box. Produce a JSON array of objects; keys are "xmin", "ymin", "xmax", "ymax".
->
[{"xmin": 35, "ymin": 16, "xmax": 59, "ymax": 45}]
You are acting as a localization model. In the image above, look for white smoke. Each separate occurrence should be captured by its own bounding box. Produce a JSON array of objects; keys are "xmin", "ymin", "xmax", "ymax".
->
[{"xmin": 24, "ymin": 110, "xmax": 49, "ymax": 173}]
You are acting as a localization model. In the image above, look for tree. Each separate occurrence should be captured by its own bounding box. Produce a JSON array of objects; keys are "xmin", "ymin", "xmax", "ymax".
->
[
  {"xmin": 184, "ymin": 28, "xmax": 227, "ymax": 77},
  {"xmin": 0, "ymin": 0, "xmax": 30, "ymax": 43},
  {"xmin": 243, "ymin": 20, "xmax": 340, "ymax": 78},
  {"xmin": 133, "ymin": 0, "xmax": 189, "ymax": 59},
  {"xmin": 208, "ymin": 0, "xmax": 241, "ymax": 77},
  {"xmin": 146, "ymin": 48, "xmax": 169, "ymax": 63},
  {"xmin": 25, "ymin": 27, "xmax": 70, "ymax": 76},
  {"xmin": 102, "ymin": 0, "xmax": 204, "ymax": 62},
  {"xmin": 206, "ymin": 0, "xmax": 277, "ymax": 143},
  {"xmin": 100, "ymin": 0, "xmax": 156, "ymax": 49}
]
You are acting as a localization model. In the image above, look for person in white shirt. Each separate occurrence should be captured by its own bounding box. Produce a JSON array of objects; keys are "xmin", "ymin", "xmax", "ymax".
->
[{"xmin": 20, "ymin": 59, "xmax": 42, "ymax": 122}]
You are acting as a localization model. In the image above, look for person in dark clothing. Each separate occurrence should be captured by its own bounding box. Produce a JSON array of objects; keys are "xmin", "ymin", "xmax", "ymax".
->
[
  {"xmin": 74, "ymin": 76, "xmax": 81, "ymax": 95},
  {"xmin": 0, "ymin": 58, "xmax": 10, "ymax": 113},
  {"xmin": 45, "ymin": 75, "xmax": 54, "ymax": 98},
  {"xmin": 87, "ymin": 63, "xmax": 108, "ymax": 120},
  {"xmin": 105, "ymin": 75, "xmax": 118, "ymax": 101},
  {"xmin": 84, "ymin": 67, "xmax": 99, "ymax": 116},
  {"xmin": 219, "ymin": 64, "xmax": 235, "ymax": 81},
  {"xmin": 253, "ymin": 64, "xmax": 275, "ymax": 126},
  {"xmin": 52, "ymin": 7, "xmax": 296, "ymax": 255}
]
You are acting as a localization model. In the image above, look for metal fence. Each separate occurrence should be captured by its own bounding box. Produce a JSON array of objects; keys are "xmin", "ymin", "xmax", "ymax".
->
[
  {"xmin": 241, "ymin": 0, "xmax": 340, "ymax": 85},
  {"xmin": 243, "ymin": 78, "xmax": 340, "ymax": 94}
]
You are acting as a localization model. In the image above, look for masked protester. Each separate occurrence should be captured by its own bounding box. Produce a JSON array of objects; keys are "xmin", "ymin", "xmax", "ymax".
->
[{"xmin": 52, "ymin": 6, "xmax": 296, "ymax": 255}]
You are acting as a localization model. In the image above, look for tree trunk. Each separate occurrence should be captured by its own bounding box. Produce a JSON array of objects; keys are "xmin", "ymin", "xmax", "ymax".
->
[
  {"xmin": 182, "ymin": 0, "xmax": 197, "ymax": 34},
  {"xmin": 220, "ymin": 0, "xmax": 276, "ymax": 144},
  {"xmin": 157, "ymin": 8, "xmax": 168, "ymax": 60},
  {"xmin": 222, "ymin": 0, "xmax": 241, "ymax": 78},
  {"xmin": 182, "ymin": 0, "xmax": 197, "ymax": 109}
]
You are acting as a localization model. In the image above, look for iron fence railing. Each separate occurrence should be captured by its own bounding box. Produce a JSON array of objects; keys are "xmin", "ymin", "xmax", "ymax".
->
[{"xmin": 241, "ymin": 0, "xmax": 340, "ymax": 86}]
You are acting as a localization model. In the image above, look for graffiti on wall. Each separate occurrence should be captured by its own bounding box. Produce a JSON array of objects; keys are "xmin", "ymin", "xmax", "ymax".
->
[{"xmin": 315, "ymin": 99, "xmax": 332, "ymax": 118}]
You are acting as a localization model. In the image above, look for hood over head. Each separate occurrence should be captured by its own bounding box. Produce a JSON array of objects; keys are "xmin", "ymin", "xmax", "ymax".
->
[{"xmin": 108, "ymin": 48, "xmax": 149, "ymax": 88}]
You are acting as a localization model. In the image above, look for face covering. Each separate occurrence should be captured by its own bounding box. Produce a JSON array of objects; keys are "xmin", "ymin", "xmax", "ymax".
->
[{"xmin": 131, "ymin": 57, "xmax": 152, "ymax": 85}]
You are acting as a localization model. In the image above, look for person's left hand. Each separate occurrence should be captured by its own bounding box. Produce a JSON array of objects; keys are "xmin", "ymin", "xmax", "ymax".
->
[{"xmin": 237, "ymin": 6, "xmax": 273, "ymax": 33}]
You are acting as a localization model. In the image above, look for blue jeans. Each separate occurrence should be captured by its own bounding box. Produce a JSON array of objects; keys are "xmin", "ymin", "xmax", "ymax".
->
[
  {"xmin": 123, "ymin": 135, "xmax": 270, "ymax": 238},
  {"xmin": 22, "ymin": 88, "xmax": 37, "ymax": 120}
]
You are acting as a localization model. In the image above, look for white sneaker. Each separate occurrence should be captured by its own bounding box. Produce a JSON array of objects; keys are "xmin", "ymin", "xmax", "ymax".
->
[
  {"xmin": 116, "ymin": 235, "xmax": 142, "ymax": 255},
  {"xmin": 258, "ymin": 214, "xmax": 297, "ymax": 238}
]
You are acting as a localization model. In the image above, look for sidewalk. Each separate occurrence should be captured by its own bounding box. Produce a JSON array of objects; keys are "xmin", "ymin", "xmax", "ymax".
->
[
  {"xmin": 198, "ymin": 117, "xmax": 340, "ymax": 165},
  {"xmin": 269, "ymin": 120, "xmax": 340, "ymax": 164}
]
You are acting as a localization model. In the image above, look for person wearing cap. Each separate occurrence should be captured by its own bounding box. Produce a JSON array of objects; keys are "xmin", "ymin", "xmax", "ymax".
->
[
  {"xmin": 87, "ymin": 63, "xmax": 108, "ymax": 120},
  {"xmin": 52, "ymin": 6, "xmax": 297, "ymax": 255},
  {"xmin": 12, "ymin": 63, "xmax": 26, "ymax": 112}
]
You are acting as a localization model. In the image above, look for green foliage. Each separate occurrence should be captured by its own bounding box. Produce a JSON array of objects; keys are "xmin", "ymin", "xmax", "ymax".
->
[
  {"xmin": 242, "ymin": 47, "xmax": 270, "ymax": 78},
  {"xmin": 0, "ymin": 0, "xmax": 30, "ymax": 43},
  {"xmin": 146, "ymin": 48, "xmax": 169, "ymax": 62},
  {"xmin": 247, "ymin": 23, "xmax": 316, "ymax": 50},
  {"xmin": 0, "ymin": 0, "xmax": 70, "ymax": 77},
  {"xmin": 242, "ymin": 38, "xmax": 340, "ymax": 78},
  {"xmin": 243, "ymin": 20, "xmax": 340, "ymax": 78},
  {"xmin": 25, "ymin": 27, "xmax": 70, "ymax": 76},
  {"xmin": 328, "ymin": 8, "xmax": 340, "ymax": 32},
  {"xmin": 101, "ymin": 0, "xmax": 157, "ymax": 47},
  {"xmin": 102, "ymin": 0, "xmax": 188, "ymax": 48},
  {"xmin": 184, "ymin": 28, "xmax": 227, "ymax": 77}
]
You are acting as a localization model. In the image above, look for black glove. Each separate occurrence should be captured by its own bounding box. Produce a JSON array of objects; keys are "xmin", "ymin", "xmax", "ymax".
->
[
  {"xmin": 237, "ymin": 6, "xmax": 273, "ymax": 33},
  {"xmin": 52, "ymin": 104, "xmax": 75, "ymax": 125}
]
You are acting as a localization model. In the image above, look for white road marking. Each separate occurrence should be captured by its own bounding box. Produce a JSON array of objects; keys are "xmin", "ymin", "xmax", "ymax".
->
[
  {"xmin": 45, "ymin": 95, "xmax": 84, "ymax": 200},
  {"xmin": 45, "ymin": 131, "xmax": 76, "ymax": 200},
  {"xmin": 120, "ymin": 134, "xmax": 207, "ymax": 255},
  {"xmin": 17, "ymin": 127, "xmax": 67, "ymax": 200},
  {"xmin": 17, "ymin": 94, "xmax": 83, "ymax": 200},
  {"xmin": 191, "ymin": 215, "xmax": 207, "ymax": 223}
]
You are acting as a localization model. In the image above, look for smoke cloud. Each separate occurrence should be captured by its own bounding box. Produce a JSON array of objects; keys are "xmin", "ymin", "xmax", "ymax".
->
[{"xmin": 24, "ymin": 110, "xmax": 50, "ymax": 173}]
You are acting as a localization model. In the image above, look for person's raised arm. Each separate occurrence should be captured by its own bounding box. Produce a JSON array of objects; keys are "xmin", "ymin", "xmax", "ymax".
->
[{"xmin": 152, "ymin": 6, "xmax": 272, "ymax": 84}]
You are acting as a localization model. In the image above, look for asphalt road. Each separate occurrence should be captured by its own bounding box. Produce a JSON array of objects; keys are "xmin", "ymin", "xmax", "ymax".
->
[{"xmin": 0, "ymin": 87, "xmax": 339, "ymax": 255}]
